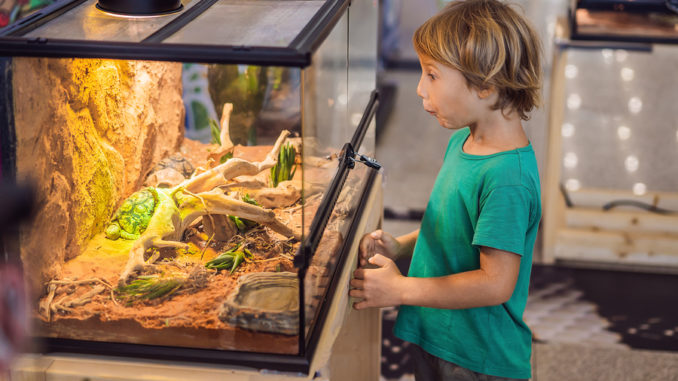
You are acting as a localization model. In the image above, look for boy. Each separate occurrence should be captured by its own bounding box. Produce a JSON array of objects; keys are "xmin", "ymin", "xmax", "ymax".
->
[{"xmin": 349, "ymin": 0, "xmax": 542, "ymax": 380}]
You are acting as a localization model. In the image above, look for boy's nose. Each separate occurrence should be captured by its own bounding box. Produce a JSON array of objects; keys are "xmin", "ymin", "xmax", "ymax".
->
[{"xmin": 416, "ymin": 78, "xmax": 425, "ymax": 99}]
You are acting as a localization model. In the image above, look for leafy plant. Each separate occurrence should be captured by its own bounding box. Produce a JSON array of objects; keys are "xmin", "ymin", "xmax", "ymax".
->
[
  {"xmin": 228, "ymin": 194, "xmax": 261, "ymax": 233},
  {"xmin": 116, "ymin": 275, "xmax": 184, "ymax": 302},
  {"xmin": 270, "ymin": 143, "xmax": 297, "ymax": 188},
  {"xmin": 205, "ymin": 243, "xmax": 253, "ymax": 274},
  {"xmin": 209, "ymin": 118, "xmax": 234, "ymax": 163},
  {"xmin": 209, "ymin": 118, "xmax": 221, "ymax": 146}
]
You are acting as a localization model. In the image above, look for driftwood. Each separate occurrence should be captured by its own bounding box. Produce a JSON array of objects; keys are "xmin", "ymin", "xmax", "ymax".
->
[
  {"xmin": 180, "ymin": 130, "xmax": 290, "ymax": 193},
  {"xmin": 118, "ymin": 130, "xmax": 300, "ymax": 285},
  {"xmin": 207, "ymin": 103, "xmax": 237, "ymax": 165}
]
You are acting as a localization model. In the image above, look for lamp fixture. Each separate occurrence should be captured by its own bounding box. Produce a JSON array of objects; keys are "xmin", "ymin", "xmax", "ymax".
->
[{"xmin": 96, "ymin": 0, "xmax": 183, "ymax": 16}]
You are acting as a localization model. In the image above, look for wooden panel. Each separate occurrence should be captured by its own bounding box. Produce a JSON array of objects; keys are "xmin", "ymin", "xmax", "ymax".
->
[
  {"xmin": 540, "ymin": 21, "xmax": 569, "ymax": 264},
  {"xmin": 566, "ymin": 188, "xmax": 678, "ymax": 211},
  {"xmin": 565, "ymin": 208, "xmax": 678, "ymax": 235},
  {"xmin": 556, "ymin": 228, "xmax": 678, "ymax": 259}
]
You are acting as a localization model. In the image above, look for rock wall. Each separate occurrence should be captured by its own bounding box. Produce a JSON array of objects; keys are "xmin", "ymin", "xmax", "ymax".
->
[{"xmin": 12, "ymin": 58, "xmax": 184, "ymax": 295}]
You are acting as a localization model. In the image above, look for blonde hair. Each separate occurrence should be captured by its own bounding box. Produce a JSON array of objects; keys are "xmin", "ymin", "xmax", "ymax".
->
[{"xmin": 413, "ymin": 0, "xmax": 542, "ymax": 120}]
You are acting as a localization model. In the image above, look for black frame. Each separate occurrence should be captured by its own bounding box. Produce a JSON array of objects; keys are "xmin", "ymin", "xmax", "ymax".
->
[
  {"xmin": 0, "ymin": 0, "xmax": 350, "ymax": 67},
  {"xmin": 576, "ymin": 0, "xmax": 673, "ymax": 13},
  {"xmin": 295, "ymin": 91, "xmax": 380, "ymax": 359},
  {"xmin": 0, "ymin": 57, "xmax": 15, "ymax": 181}
]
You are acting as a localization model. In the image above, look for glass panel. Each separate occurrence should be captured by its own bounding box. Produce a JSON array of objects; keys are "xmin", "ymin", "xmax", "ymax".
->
[
  {"xmin": 164, "ymin": 0, "xmax": 324, "ymax": 47},
  {"xmin": 8, "ymin": 57, "xmax": 304, "ymax": 354},
  {"xmin": 303, "ymin": 160, "xmax": 373, "ymax": 336},
  {"xmin": 301, "ymin": 10, "xmax": 348, "ymax": 238},
  {"xmin": 23, "ymin": 0, "xmax": 200, "ymax": 42},
  {"xmin": 303, "ymin": 9, "xmax": 374, "ymax": 334},
  {"xmin": 558, "ymin": 47, "xmax": 678, "ymax": 197},
  {"xmin": 347, "ymin": 0, "xmax": 377, "ymax": 155},
  {"xmin": 0, "ymin": 0, "xmax": 57, "ymax": 31}
]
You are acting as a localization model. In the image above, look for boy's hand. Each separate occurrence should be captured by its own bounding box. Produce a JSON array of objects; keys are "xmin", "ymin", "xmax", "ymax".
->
[
  {"xmin": 350, "ymin": 254, "xmax": 404, "ymax": 309},
  {"xmin": 358, "ymin": 230, "xmax": 399, "ymax": 267}
]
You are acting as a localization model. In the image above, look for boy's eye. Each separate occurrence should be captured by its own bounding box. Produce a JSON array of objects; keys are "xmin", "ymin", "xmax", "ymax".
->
[{"xmin": 427, "ymin": 73, "xmax": 436, "ymax": 80}]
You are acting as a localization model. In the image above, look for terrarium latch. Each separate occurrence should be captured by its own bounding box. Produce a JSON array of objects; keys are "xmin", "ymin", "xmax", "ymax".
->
[{"xmin": 343, "ymin": 143, "xmax": 382, "ymax": 171}]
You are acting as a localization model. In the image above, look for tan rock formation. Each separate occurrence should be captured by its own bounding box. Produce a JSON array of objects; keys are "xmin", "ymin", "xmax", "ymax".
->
[{"xmin": 13, "ymin": 57, "xmax": 184, "ymax": 296}]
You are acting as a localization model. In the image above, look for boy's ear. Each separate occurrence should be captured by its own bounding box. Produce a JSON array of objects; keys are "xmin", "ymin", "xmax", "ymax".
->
[{"xmin": 477, "ymin": 87, "xmax": 495, "ymax": 100}]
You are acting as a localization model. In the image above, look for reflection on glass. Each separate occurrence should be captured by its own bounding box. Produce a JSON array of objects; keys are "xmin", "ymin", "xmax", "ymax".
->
[
  {"xmin": 617, "ymin": 125, "xmax": 631, "ymax": 141},
  {"xmin": 304, "ymin": 164, "xmax": 371, "ymax": 336},
  {"xmin": 561, "ymin": 122, "xmax": 575, "ymax": 138},
  {"xmin": 567, "ymin": 93, "xmax": 581, "ymax": 110},
  {"xmin": 565, "ymin": 64, "xmax": 578, "ymax": 79},
  {"xmin": 615, "ymin": 50, "xmax": 628, "ymax": 63},
  {"xmin": 563, "ymin": 152, "xmax": 578, "ymax": 169},
  {"xmin": 565, "ymin": 178, "xmax": 581, "ymax": 192},
  {"xmin": 628, "ymin": 97, "xmax": 642, "ymax": 114},
  {"xmin": 625, "ymin": 155, "xmax": 639, "ymax": 172},
  {"xmin": 559, "ymin": 47, "xmax": 678, "ymax": 194},
  {"xmin": 633, "ymin": 182, "xmax": 647, "ymax": 195},
  {"xmin": 0, "ymin": 0, "xmax": 57, "ymax": 29},
  {"xmin": 602, "ymin": 49, "xmax": 614, "ymax": 64},
  {"xmin": 24, "ymin": 0, "xmax": 199, "ymax": 42},
  {"xmin": 620, "ymin": 67, "xmax": 634, "ymax": 82}
]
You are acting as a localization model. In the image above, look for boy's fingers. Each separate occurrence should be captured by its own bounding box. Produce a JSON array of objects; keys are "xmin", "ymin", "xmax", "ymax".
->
[
  {"xmin": 359, "ymin": 235, "xmax": 371, "ymax": 255},
  {"xmin": 353, "ymin": 268, "xmax": 365, "ymax": 279},
  {"xmin": 368, "ymin": 253, "xmax": 390, "ymax": 267},
  {"xmin": 349, "ymin": 289, "xmax": 364, "ymax": 299},
  {"xmin": 349, "ymin": 278, "xmax": 363, "ymax": 289},
  {"xmin": 353, "ymin": 300, "xmax": 368, "ymax": 310}
]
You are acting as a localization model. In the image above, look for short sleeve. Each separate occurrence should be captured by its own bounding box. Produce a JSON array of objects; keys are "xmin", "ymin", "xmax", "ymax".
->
[{"xmin": 472, "ymin": 185, "xmax": 532, "ymax": 256}]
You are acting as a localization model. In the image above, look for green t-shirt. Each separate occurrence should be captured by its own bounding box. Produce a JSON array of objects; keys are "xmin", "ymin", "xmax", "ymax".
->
[{"xmin": 393, "ymin": 127, "xmax": 541, "ymax": 379}]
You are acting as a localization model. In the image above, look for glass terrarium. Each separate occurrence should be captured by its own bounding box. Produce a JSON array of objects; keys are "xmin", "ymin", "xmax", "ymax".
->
[{"xmin": 0, "ymin": 0, "xmax": 378, "ymax": 372}]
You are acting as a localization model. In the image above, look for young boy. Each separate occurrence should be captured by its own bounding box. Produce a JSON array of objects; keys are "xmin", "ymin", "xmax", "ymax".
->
[{"xmin": 350, "ymin": 1, "xmax": 542, "ymax": 379}]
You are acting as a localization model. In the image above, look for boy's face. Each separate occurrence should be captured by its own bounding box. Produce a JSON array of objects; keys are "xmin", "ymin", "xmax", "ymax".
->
[{"xmin": 416, "ymin": 53, "xmax": 488, "ymax": 130}]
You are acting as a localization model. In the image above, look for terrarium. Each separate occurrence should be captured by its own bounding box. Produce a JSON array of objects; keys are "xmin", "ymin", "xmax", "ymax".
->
[{"xmin": 0, "ymin": 0, "xmax": 378, "ymax": 372}]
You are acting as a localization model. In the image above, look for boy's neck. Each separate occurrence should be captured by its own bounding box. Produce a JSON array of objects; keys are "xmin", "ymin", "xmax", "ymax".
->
[{"xmin": 463, "ymin": 111, "xmax": 528, "ymax": 156}]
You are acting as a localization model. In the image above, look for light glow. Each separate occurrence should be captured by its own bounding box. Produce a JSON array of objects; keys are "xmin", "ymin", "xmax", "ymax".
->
[
  {"xmin": 565, "ymin": 178, "xmax": 581, "ymax": 192},
  {"xmin": 625, "ymin": 155, "xmax": 639, "ymax": 172},
  {"xmin": 565, "ymin": 64, "xmax": 578, "ymax": 79},
  {"xmin": 628, "ymin": 97, "xmax": 642, "ymax": 114},
  {"xmin": 561, "ymin": 123, "xmax": 575, "ymax": 138},
  {"xmin": 617, "ymin": 126, "xmax": 631, "ymax": 140},
  {"xmin": 563, "ymin": 152, "xmax": 578, "ymax": 169},
  {"xmin": 621, "ymin": 67, "xmax": 635, "ymax": 82},
  {"xmin": 633, "ymin": 183, "xmax": 647, "ymax": 196},
  {"xmin": 602, "ymin": 49, "xmax": 614, "ymax": 64},
  {"xmin": 567, "ymin": 94, "xmax": 582, "ymax": 110}
]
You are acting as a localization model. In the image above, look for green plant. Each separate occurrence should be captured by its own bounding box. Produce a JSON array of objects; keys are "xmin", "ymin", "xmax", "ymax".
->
[
  {"xmin": 209, "ymin": 118, "xmax": 221, "ymax": 145},
  {"xmin": 209, "ymin": 118, "xmax": 234, "ymax": 164},
  {"xmin": 228, "ymin": 194, "xmax": 261, "ymax": 233},
  {"xmin": 205, "ymin": 243, "xmax": 253, "ymax": 274},
  {"xmin": 116, "ymin": 275, "xmax": 184, "ymax": 301},
  {"xmin": 270, "ymin": 143, "xmax": 297, "ymax": 188}
]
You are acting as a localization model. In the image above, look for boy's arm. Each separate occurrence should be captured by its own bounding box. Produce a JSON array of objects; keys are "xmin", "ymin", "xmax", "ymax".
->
[
  {"xmin": 351, "ymin": 245, "xmax": 521, "ymax": 310},
  {"xmin": 394, "ymin": 229, "xmax": 419, "ymax": 260}
]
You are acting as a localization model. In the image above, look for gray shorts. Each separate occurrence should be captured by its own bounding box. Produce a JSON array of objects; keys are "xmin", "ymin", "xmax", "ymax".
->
[{"xmin": 411, "ymin": 344, "xmax": 527, "ymax": 381}]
